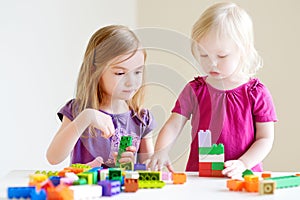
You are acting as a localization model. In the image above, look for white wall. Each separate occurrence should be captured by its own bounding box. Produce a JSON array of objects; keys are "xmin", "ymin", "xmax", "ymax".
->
[{"xmin": 0, "ymin": 0, "xmax": 136, "ymax": 178}]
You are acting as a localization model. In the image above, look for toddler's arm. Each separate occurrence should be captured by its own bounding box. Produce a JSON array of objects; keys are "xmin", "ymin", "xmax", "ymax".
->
[
  {"xmin": 46, "ymin": 109, "xmax": 115, "ymax": 165},
  {"xmin": 222, "ymin": 122, "xmax": 274, "ymax": 177},
  {"xmin": 148, "ymin": 113, "xmax": 188, "ymax": 171}
]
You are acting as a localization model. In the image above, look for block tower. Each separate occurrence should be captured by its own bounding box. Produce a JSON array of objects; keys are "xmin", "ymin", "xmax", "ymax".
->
[{"xmin": 198, "ymin": 130, "xmax": 225, "ymax": 177}]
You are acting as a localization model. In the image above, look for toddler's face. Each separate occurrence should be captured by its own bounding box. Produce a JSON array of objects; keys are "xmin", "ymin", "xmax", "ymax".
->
[
  {"xmin": 100, "ymin": 50, "xmax": 145, "ymax": 101},
  {"xmin": 196, "ymin": 32, "xmax": 242, "ymax": 80}
]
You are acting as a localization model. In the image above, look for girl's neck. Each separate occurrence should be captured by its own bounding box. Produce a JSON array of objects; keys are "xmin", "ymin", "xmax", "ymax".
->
[
  {"xmin": 206, "ymin": 73, "xmax": 250, "ymax": 90},
  {"xmin": 99, "ymin": 99, "xmax": 129, "ymax": 114}
]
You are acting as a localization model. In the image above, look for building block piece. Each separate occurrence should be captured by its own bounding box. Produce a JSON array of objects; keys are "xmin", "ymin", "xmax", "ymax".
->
[
  {"xmin": 261, "ymin": 172, "xmax": 272, "ymax": 179},
  {"xmin": 259, "ymin": 180, "xmax": 276, "ymax": 195},
  {"xmin": 124, "ymin": 178, "xmax": 139, "ymax": 192},
  {"xmin": 109, "ymin": 168, "xmax": 122, "ymax": 182},
  {"xmin": 47, "ymin": 184, "xmax": 74, "ymax": 200},
  {"xmin": 161, "ymin": 172, "xmax": 173, "ymax": 183},
  {"xmin": 242, "ymin": 169, "xmax": 254, "ymax": 177},
  {"xmin": 198, "ymin": 169, "xmax": 212, "ymax": 177},
  {"xmin": 116, "ymin": 136, "xmax": 132, "ymax": 167},
  {"xmin": 198, "ymin": 130, "xmax": 212, "ymax": 147},
  {"xmin": 7, "ymin": 186, "xmax": 35, "ymax": 199},
  {"xmin": 265, "ymin": 175, "xmax": 300, "ymax": 189},
  {"xmin": 99, "ymin": 168, "xmax": 109, "ymax": 181},
  {"xmin": 199, "ymin": 162, "xmax": 212, "ymax": 170},
  {"xmin": 244, "ymin": 175, "xmax": 259, "ymax": 192},
  {"xmin": 30, "ymin": 188, "xmax": 47, "ymax": 200},
  {"xmin": 98, "ymin": 180, "xmax": 121, "ymax": 196},
  {"xmin": 120, "ymin": 162, "xmax": 134, "ymax": 171},
  {"xmin": 226, "ymin": 179, "xmax": 244, "ymax": 191},
  {"xmin": 29, "ymin": 174, "xmax": 48, "ymax": 186},
  {"xmin": 69, "ymin": 185, "xmax": 102, "ymax": 199},
  {"xmin": 49, "ymin": 176, "xmax": 61, "ymax": 186},
  {"xmin": 138, "ymin": 171, "xmax": 161, "ymax": 181},
  {"xmin": 172, "ymin": 173, "xmax": 186, "ymax": 184},
  {"xmin": 211, "ymin": 170, "xmax": 224, "ymax": 177},
  {"xmin": 72, "ymin": 178, "xmax": 87, "ymax": 185},
  {"xmin": 138, "ymin": 180, "xmax": 165, "ymax": 189},
  {"xmin": 199, "ymin": 154, "xmax": 224, "ymax": 162},
  {"xmin": 134, "ymin": 164, "xmax": 146, "ymax": 171},
  {"xmin": 35, "ymin": 170, "xmax": 58, "ymax": 177},
  {"xmin": 77, "ymin": 172, "xmax": 93, "ymax": 185},
  {"xmin": 212, "ymin": 162, "xmax": 224, "ymax": 170},
  {"xmin": 125, "ymin": 171, "xmax": 139, "ymax": 179},
  {"xmin": 199, "ymin": 144, "xmax": 224, "ymax": 155}
]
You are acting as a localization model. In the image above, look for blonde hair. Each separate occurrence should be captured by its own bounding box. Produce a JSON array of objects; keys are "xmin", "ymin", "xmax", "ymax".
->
[
  {"xmin": 73, "ymin": 25, "xmax": 146, "ymax": 120},
  {"xmin": 191, "ymin": 2, "xmax": 262, "ymax": 76}
]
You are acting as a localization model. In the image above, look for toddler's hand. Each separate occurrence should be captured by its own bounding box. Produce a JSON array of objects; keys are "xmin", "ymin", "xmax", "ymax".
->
[
  {"xmin": 114, "ymin": 146, "xmax": 137, "ymax": 164},
  {"xmin": 86, "ymin": 109, "xmax": 115, "ymax": 138},
  {"xmin": 222, "ymin": 160, "xmax": 246, "ymax": 178},
  {"xmin": 147, "ymin": 151, "xmax": 174, "ymax": 172},
  {"xmin": 86, "ymin": 156, "xmax": 104, "ymax": 168}
]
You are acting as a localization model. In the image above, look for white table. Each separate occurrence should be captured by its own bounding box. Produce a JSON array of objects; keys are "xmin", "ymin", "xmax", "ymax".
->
[{"xmin": 1, "ymin": 170, "xmax": 300, "ymax": 199}]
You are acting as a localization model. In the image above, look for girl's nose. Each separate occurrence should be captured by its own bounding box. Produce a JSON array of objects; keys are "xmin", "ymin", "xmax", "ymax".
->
[{"xmin": 124, "ymin": 73, "xmax": 134, "ymax": 87}]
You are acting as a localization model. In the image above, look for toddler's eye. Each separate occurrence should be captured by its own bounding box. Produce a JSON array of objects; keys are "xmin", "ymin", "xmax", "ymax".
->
[{"xmin": 218, "ymin": 55, "xmax": 228, "ymax": 58}]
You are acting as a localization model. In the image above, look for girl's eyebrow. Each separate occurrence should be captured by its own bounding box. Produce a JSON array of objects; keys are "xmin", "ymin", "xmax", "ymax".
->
[{"xmin": 111, "ymin": 65, "xmax": 145, "ymax": 70}]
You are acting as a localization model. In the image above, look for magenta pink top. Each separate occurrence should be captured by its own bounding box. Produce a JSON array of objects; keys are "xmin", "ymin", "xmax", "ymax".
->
[{"xmin": 172, "ymin": 76, "xmax": 277, "ymax": 172}]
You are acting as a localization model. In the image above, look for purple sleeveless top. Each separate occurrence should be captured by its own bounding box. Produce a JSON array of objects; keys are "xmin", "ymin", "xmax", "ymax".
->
[{"xmin": 58, "ymin": 99, "xmax": 156, "ymax": 167}]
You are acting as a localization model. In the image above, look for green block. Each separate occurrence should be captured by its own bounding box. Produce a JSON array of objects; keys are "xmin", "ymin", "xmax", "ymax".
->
[
  {"xmin": 242, "ymin": 169, "xmax": 254, "ymax": 177},
  {"xmin": 84, "ymin": 170, "xmax": 98, "ymax": 184},
  {"xmin": 120, "ymin": 162, "xmax": 134, "ymax": 171},
  {"xmin": 199, "ymin": 144, "xmax": 224, "ymax": 155},
  {"xmin": 266, "ymin": 175, "xmax": 300, "ymax": 189},
  {"xmin": 73, "ymin": 178, "xmax": 87, "ymax": 185},
  {"xmin": 109, "ymin": 168, "xmax": 122, "ymax": 181},
  {"xmin": 138, "ymin": 171, "xmax": 161, "ymax": 181},
  {"xmin": 212, "ymin": 162, "xmax": 224, "ymax": 170},
  {"xmin": 138, "ymin": 180, "xmax": 165, "ymax": 189},
  {"xmin": 116, "ymin": 136, "xmax": 132, "ymax": 167}
]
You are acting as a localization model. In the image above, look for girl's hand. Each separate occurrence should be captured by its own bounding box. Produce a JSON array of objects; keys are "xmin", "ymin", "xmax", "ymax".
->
[
  {"xmin": 86, "ymin": 109, "xmax": 115, "ymax": 138},
  {"xmin": 114, "ymin": 146, "xmax": 137, "ymax": 164},
  {"xmin": 222, "ymin": 160, "xmax": 247, "ymax": 178},
  {"xmin": 85, "ymin": 156, "xmax": 104, "ymax": 168},
  {"xmin": 147, "ymin": 151, "xmax": 174, "ymax": 172}
]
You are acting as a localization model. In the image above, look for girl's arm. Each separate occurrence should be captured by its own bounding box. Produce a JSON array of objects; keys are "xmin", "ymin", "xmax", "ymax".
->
[
  {"xmin": 46, "ymin": 109, "xmax": 115, "ymax": 165},
  {"xmin": 148, "ymin": 113, "xmax": 188, "ymax": 171},
  {"xmin": 138, "ymin": 135, "xmax": 154, "ymax": 164},
  {"xmin": 223, "ymin": 121, "xmax": 274, "ymax": 177}
]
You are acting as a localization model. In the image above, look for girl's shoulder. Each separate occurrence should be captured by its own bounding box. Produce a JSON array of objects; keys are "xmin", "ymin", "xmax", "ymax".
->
[
  {"xmin": 57, "ymin": 99, "xmax": 76, "ymax": 121},
  {"xmin": 246, "ymin": 78, "xmax": 268, "ymax": 92},
  {"xmin": 131, "ymin": 108, "xmax": 155, "ymax": 127}
]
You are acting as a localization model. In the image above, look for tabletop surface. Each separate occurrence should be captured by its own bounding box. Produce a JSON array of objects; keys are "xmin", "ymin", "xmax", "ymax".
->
[{"xmin": 1, "ymin": 170, "xmax": 300, "ymax": 199}]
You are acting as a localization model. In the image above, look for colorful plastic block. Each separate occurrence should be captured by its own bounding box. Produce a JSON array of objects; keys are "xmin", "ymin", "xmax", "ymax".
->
[
  {"xmin": 47, "ymin": 184, "xmax": 74, "ymax": 200},
  {"xmin": 198, "ymin": 130, "xmax": 212, "ymax": 147},
  {"xmin": 199, "ymin": 144, "xmax": 224, "ymax": 155},
  {"xmin": 138, "ymin": 171, "xmax": 161, "ymax": 181},
  {"xmin": 109, "ymin": 168, "xmax": 122, "ymax": 181},
  {"xmin": 226, "ymin": 179, "xmax": 244, "ymax": 191},
  {"xmin": 120, "ymin": 162, "xmax": 134, "ymax": 171},
  {"xmin": 172, "ymin": 173, "xmax": 186, "ymax": 184},
  {"xmin": 134, "ymin": 164, "xmax": 146, "ymax": 171},
  {"xmin": 116, "ymin": 136, "xmax": 132, "ymax": 167},
  {"xmin": 261, "ymin": 172, "xmax": 272, "ymax": 179},
  {"xmin": 7, "ymin": 186, "xmax": 35, "ymax": 199},
  {"xmin": 138, "ymin": 180, "xmax": 165, "ymax": 189},
  {"xmin": 244, "ymin": 175, "xmax": 259, "ymax": 192},
  {"xmin": 69, "ymin": 185, "xmax": 102, "ymax": 198},
  {"xmin": 98, "ymin": 180, "xmax": 121, "ymax": 196},
  {"xmin": 259, "ymin": 180, "xmax": 276, "ymax": 195},
  {"xmin": 266, "ymin": 175, "xmax": 300, "ymax": 189},
  {"xmin": 242, "ymin": 169, "xmax": 254, "ymax": 177},
  {"xmin": 124, "ymin": 178, "xmax": 139, "ymax": 192}
]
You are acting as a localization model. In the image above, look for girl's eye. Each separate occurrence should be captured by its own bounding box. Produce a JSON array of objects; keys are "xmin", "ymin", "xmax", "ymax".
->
[
  {"xmin": 115, "ymin": 72, "xmax": 125, "ymax": 75},
  {"xmin": 200, "ymin": 54, "xmax": 208, "ymax": 57},
  {"xmin": 218, "ymin": 55, "xmax": 228, "ymax": 58},
  {"xmin": 135, "ymin": 71, "xmax": 143, "ymax": 75}
]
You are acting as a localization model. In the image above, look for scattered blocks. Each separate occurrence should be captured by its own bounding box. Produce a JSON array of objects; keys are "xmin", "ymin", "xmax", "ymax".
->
[
  {"xmin": 98, "ymin": 180, "xmax": 121, "ymax": 196},
  {"xmin": 259, "ymin": 180, "xmax": 276, "ymax": 195}
]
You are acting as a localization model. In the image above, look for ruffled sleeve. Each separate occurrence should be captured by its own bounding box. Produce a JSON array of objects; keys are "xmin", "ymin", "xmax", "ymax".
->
[
  {"xmin": 248, "ymin": 79, "xmax": 278, "ymax": 122},
  {"xmin": 57, "ymin": 99, "xmax": 75, "ymax": 121},
  {"xmin": 138, "ymin": 109, "xmax": 157, "ymax": 137},
  {"xmin": 172, "ymin": 76, "xmax": 205, "ymax": 119}
]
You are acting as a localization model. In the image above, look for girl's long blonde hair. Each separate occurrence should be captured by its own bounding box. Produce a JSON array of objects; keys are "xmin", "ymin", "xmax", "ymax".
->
[
  {"xmin": 73, "ymin": 25, "xmax": 146, "ymax": 119},
  {"xmin": 191, "ymin": 2, "xmax": 262, "ymax": 76}
]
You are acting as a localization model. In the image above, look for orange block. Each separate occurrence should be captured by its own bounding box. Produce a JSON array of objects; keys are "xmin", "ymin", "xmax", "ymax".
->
[
  {"xmin": 261, "ymin": 172, "xmax": 271, "ymax": 179},
  {"xmin": 124, "ymin": 178, "xmax": 139, "ymax": 192},
  {"xmin": 226, "ymin": 179, "xmax": 244, "ymax": 191},
  {"xmin": 172, "ymin": 173, "xmax": 187, "ymax": 184},
  {"xmin": 47, "ymin": 184, "xmax": 73, "ymax": 200}
]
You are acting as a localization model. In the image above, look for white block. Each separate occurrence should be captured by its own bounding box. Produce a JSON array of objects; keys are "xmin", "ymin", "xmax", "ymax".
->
[
  {"xmin": 69, "ymin": 185, "xmax": 102, "ymax": 199},
  {"xmin": 199, "ymin": 154, "xmax": 224, "ymax": 162},
  {"xmin": 198, "ymin": 130, "xmax": 212, "ymax": 147}
]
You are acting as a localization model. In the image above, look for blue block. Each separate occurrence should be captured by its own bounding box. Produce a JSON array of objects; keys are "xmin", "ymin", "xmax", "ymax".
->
[{"xmin": 7, "ymin": 186, "xmax": 35, "ymax": 199}]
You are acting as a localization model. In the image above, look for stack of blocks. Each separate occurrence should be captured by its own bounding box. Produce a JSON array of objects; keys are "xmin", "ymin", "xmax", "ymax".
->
[{"xmin": 198, "ymin": 130, "xmax": 225, "ymax": 177}]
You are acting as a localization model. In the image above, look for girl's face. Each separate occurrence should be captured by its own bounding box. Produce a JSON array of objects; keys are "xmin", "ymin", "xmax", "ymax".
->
[
  {"xmin": 100, "ymin": 50, "xmax": 145, "ymax": 101},
  {"xmin": 197, "ymin": 32, "xmax": 242, "ymax": 80}
]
